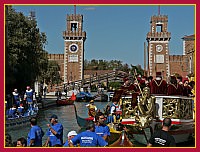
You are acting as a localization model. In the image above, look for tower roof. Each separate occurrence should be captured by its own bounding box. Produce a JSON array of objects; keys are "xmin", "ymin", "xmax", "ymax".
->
[{"xmin": 182, "ymin": 34, "xmax": 195, "ymax": 40}]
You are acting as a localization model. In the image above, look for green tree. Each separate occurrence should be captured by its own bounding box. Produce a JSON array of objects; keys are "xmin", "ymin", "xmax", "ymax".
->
[
  {"xmin": 42, "ymin": 61, "xmax": 62, "ymax": 86},
  {"xmin": 130, "ymin": 64, "xmax": 144, "ymax": 76},
  {"xmin": 108, "ymin": 82, "xmax": 122, "ymax": 90},
  {"xmin": 122, "ymin": 63, "xmax": 129, "ymax": 73},
  {"xmin": 6, "ymin": 6, "xmax": 48, "ymax": 93}
]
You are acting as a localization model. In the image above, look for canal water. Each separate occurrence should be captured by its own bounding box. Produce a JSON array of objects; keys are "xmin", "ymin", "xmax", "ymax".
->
[
  {"xmin": 6, "ymin": 100, "xmax": 195, "ymax": 147},
  {"xmin": 6, "ymin": 101, "xmax": 110, "ymax": 145}
]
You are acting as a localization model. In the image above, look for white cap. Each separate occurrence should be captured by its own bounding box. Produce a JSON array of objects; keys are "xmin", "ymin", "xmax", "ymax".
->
[{"xmin": 67, "ymin": 131, "xmax": 77, "ymax": 137}]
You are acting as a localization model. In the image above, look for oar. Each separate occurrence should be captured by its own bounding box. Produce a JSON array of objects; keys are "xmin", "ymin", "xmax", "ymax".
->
[
  {"xmin": 133, "ymin": 69, "xmax": 144, "ymax": 98},
  {"xmin": 120, "ymin": 130, "xmax": 125, "ymax": 146}
]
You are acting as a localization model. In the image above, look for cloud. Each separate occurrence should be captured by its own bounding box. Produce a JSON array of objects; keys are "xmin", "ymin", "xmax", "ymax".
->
[{"xmin": 83, "ymin": 7, "xmax": 96, "ymax": 11}]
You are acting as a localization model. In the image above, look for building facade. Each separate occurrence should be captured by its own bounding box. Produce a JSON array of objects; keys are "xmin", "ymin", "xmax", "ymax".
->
[
  {"xmin": 48, "ymin": 13, "xmax": 195, "ymax": 86},
  {"xmin": 146, "ymin": 14, "xmax": 195, "ymax": 79},
  {"xmin": 182, "ymin": 34, "xmax": 195, "ymax": 75},
  {"xmin": 48, "ymin": 54, "xmax": 64, "ymax": 80},
  {"xmin": 62, "ymin": 14, "xmax": 86, "ymax": 83},
  {"xmin": 146, "ymin": 15, "xmax": 171, "ymax": 79}
]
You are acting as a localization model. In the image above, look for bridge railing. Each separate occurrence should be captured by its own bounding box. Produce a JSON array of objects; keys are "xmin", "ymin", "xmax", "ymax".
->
[{"xmin": 62, "ymin": 70, "xmax": 128, "ymax": 89}]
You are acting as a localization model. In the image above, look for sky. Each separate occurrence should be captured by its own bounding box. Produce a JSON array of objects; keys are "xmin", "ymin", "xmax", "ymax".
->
[{"xmin": 12, "ymin": 5, "xmax": 195, "ymax": 68}]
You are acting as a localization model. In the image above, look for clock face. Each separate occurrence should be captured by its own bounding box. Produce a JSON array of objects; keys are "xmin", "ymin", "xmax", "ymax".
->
[
  {"xmin": 156, "ymin": 45, "xmax": 163, "ymax": 52},
  {"xmin": 69, "ymin": 44, "xmax": 78, "ymax": 53}
]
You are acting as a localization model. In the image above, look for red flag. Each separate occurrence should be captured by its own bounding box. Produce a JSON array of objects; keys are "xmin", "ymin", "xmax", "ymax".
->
[{"xmin": 70, "ymin": 92, "xmax": 76, "ymax": 101}]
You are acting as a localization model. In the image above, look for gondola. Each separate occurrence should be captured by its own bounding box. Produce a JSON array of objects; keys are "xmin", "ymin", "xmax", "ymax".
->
[
  {"xmin": 93, "ymin": 93, "xmax": 108, "ymax": 102},
  {"xmin": 73, "ymin": 104, "xmax": 94, "ymax": 128},
  {"xmin": 107, "ymin": 123, "xmax": 122, "ymax": 145},
  {"xmin": 56, "ymin": 92, "xmax": 76, "ymax": 106},
  {"xmin": 5, "ymin": 104, "xmax": 38, "ymax": 129},
  {"xmin": 56, "ymin": 99, "xmax": 75, "ymax": 105},
  {"xmin": 76, "ymin": 92, "xmax": 94, "ymax": 102}
]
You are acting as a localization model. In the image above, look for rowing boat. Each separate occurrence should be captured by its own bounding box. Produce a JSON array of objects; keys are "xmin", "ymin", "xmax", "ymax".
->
[
  {"xmin": 76, "ymin": 91, "xmax": 94, "ymax": 102},
  {"xmin": 56, "ymin": 92, "xmax": 76, "ymax": 106},
  {"xmin": 5, "ymin": 104, "xmax": 38, "ymax": 129},
  {"xmin": 73, "ymin": 104, "xmax": 94, "ymax": 128},
  {"xmin": 56, "ymin": 98, "xmax": 74, "ymax": 105}
]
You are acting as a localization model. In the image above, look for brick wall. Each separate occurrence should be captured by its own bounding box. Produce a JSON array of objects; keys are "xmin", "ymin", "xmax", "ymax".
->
[
  {"xmin": 169, "ymin": 55, "xmax": 189, "ymax": 77},
  {"xmin": 48, "ymin": 54, "xmax": 64, "ymax": 81}
]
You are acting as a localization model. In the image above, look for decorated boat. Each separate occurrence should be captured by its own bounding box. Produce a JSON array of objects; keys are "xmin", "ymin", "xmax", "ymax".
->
[
  {"xmin": 56, "ymin": 92, "xmax": 76, "ymax": 106},
  {"xmin": 113, "ymin": 88, "xmax": 195, "ymax": 145},
  {"xmin": 107, "ymin": 123, "xmax": 124, "ymax": 145},
  {"xmin": 5, "ymin": 104, "xmax": 39, "ymax": 129}
]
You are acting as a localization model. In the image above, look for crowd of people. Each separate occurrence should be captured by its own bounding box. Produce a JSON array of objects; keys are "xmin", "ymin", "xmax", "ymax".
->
[
  {"xmin": 5, "ymin": 93, "xmax": 123, "ymax": 147},
  {"xmin": 5, "ymin": 108, "xmax": 177, "ymax": 147},
  {"xmin": 121, "ymin": 72, "xmax": 195, "ymax": 97},
  {"xmin": 5, "ymin": 73, "xmax": 195, "ymax": 147},
  {"xmin": 5, "ymin": 112, "xmax": 110, "ymax": 147}
]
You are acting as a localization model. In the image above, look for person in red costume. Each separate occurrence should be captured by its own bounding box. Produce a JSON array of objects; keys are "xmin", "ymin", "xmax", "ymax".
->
[
  {"xmin": 177, "ymin": 76, "xmax": 183, "ymax": 86},
  {"xmin": 120, "ymin": 77, "xmax": 138, "ymax": 95},
  {"xmin": 139, "ymin": 76, "xmax": 148, "ymax": 90},
  {"xmin": 182, "ymin": 78, "xmax": 193, "ymax": 97},
  {"xmin": 167, "ymin": 76, "xmax": 183, "ymax": 96},
  {"xmin": 149, "ymin": 72, "xmax": 167, "ymax": 95}
]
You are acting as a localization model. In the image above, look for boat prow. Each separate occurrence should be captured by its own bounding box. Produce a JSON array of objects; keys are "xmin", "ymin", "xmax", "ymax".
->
[
  {"xmin": 109, "ymin": 130, "xmax": 134, "ymax": 147},
  {"xmin": 73, "ymin": 104, "xmax": 94, "ymax": 128}
]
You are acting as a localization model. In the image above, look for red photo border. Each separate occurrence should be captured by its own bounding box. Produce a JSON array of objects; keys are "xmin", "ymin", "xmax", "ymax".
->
[{"xmin": 0, "ymin": 0, "xmax": 199, "ymax": 152}]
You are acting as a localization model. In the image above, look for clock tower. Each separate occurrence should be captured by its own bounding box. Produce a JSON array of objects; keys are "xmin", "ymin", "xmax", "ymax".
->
[
  {"xmin": 63, "ymin": 13, "xmax": 86, "ymax": 83},
  {"xmin": 146, "ymin": 15, "xmax": 171, "ymax": 79}
]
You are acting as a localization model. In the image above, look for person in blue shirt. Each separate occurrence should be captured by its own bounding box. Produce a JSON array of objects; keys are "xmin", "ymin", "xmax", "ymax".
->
[
  {"xmin": 17, "ymin": 104, "xmax": 24, "ymax": 116},
  {"xmin": 8, "ymin": 104, "xmax": 17, "ymax": 118},
  {"xmin": 12, "ymin": 89, "xmax": 21, "ymax": 107},
  {"xmin": 95, "ymin": 112, "xmax": 110, "ymax": 141},
  {"xmin": 107, "ymin": 100, "xmax": 122, "ymax": 123},
  {"xmin": 63, "ymin": 130, "xmax": 78, "ymax": 147},
  {"xmin": 68, "ymin": 121, "xmax": 108, "ymax": 147},
  {"xmin": 27, "ymin": 117, "xmax": 44, "ymax": 147},
  {"xmin": 44, "ymin": 114, "xmax": 63, "ymax": 147}
]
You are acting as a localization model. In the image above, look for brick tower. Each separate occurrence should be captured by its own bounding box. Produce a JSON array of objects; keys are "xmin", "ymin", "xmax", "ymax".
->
[
  {"xmin": 146, "ymin": 15, "xmax": 171, "ymax": 79},
  {"xmin": 63, "ymin": 13, "xmax": 86, "ymax": 83}
]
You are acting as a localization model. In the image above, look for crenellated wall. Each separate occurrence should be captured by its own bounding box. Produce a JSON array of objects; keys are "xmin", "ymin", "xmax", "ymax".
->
[{"xmin": 48, "ymin": 54, "xmax": 65, "ymax": 80}]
